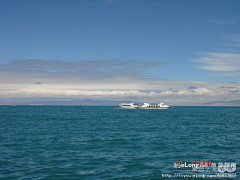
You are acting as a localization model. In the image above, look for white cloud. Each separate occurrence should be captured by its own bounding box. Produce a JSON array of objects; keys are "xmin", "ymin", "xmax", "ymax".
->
[
  {"xmin": 192, "ymin": 33, "xmax": 240, "ymax": 75},
  {"xmin": 105, "ymin": 0, "xmax": 117, "ymax": 3},
  {"xmin": 212, "ymin": 72, "xmax": 240, "ymax": 77},
  {"xmin": 0, "ymin": 59, "xmax": 166, "ymax": 80},
  {"xmin": 1, "ymin": 84, "xmax": 239, "ymax": 105},
  {"xmin": 1, "ymin": 59, "xmax": 240, "ymax": 105},
  {"xmin": 193, "ymin": 52, "xmax": 240, "ymax": 72},
  {"xmin": 207, "ymin": 19, "xmax": 239, "ymax": 25},
  {"xmin": 227, "ymin": 33, "xmax": 240, "ymax": 42}
]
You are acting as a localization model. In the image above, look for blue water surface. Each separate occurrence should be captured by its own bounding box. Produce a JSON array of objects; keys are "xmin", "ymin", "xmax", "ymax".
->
[{"xmin": 0, "ymin": 106, "xmax": 239, "ymax": 179}]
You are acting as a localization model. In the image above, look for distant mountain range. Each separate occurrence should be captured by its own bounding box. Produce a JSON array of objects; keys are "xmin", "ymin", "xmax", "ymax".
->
[
  {"xmin": 202, "ymin": 100, "xmax": 240, "ymax": 106},
  {"xmin": 28, "ymin": 99, "xmax": 240, "ymax": 106},
  {"xmin": 25, "ymin": 99, "xmax": 127, "ymax": 106},
  {"xmin": 1, "ymin": 99, "xmax": 240, "ymax": 106}
]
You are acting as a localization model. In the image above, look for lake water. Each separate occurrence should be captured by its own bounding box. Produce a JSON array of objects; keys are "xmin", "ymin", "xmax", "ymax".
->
[{"xmin": 0, "ymin": 106, "xmax": 239, "ymax": 179}]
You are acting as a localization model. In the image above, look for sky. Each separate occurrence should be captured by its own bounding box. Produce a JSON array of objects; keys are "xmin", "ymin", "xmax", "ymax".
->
[{"xmin": 0, "ymin": 0, "xmax": 240, "ymax": 105}]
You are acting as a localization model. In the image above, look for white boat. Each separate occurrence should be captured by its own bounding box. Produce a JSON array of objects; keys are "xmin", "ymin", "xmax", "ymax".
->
[
  {"xmin": 119, "ymin": 102, "xmax": 139, "ymax": 108},
  {"xmin": 139, "ymin": 102, "xmax": 171, "ymax": 109}
]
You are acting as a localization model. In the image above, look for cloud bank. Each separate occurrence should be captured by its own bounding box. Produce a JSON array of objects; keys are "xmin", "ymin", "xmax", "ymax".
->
[{"xmin": 1, "ymin": 59, "xmax": 240, "ymax": 105}]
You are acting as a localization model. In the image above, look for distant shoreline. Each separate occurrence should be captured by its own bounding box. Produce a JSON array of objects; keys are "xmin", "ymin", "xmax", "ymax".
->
[{"xmin": 1, "ymin": 104, "xmax": 240, "ymax": 107}]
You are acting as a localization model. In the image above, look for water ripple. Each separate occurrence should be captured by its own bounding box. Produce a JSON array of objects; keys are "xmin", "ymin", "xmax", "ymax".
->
[{"xmin": 0, "ymin": 106, "xmax": 239, "ymax": 179}]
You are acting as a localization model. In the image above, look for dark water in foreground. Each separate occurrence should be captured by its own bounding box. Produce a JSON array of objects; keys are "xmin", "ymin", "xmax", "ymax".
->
[{"xmin": 0, "ymin": 106, "xmax": 239, "ymax": 179}]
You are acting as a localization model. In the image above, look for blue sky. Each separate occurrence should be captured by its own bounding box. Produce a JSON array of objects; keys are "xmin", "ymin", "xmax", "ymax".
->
[{"xmin": 0, "ymin": 0, "xmax": 240, "ymax": 105}]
